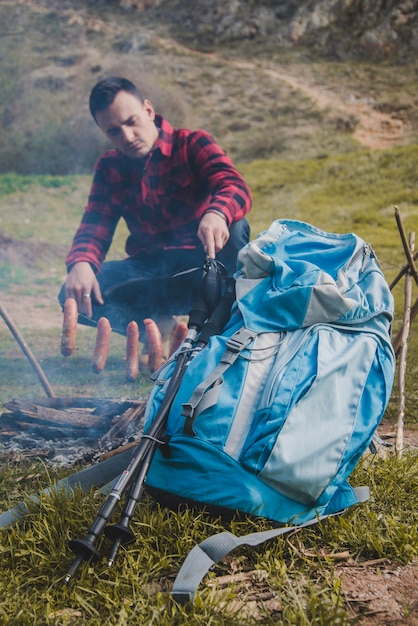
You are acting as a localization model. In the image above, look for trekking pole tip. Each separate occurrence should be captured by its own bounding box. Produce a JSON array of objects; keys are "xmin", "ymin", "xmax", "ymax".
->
[
  {"xmin": 63, "ymin": 553, "xmax": 84, "ymax": 584},
  {"xmin": 107, "ymin": 536, "xmax": 122, "ymax": 567}
]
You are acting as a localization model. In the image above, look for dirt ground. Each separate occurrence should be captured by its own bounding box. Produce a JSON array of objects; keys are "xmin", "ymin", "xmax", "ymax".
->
[
  {"xmin": 337, "ymin": 562, "xmax": 418, "ymax": 625},
  {"xmin": 155, "ymin": 38, "xmax": 415, "ymax": 151},
  {"xmin": 215, "ymin": 560, "xmax": 418, "ymax": 624},
  {"xmin": 335, "ymin": 427, "xmax": 418, "ymax": 625}
]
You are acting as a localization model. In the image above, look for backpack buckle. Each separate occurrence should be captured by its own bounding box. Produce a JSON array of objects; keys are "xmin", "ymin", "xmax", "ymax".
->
[
  {"xmin": 225, "ymin": 328, "xmax": 255, "ymax": 354},
  {"xmin": 182, "ymin": 405, "xmax": 196, "ymax": 436}
]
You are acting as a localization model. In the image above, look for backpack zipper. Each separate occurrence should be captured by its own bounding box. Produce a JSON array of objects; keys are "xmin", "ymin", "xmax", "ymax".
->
[
  {"xmin": 223, "ymin": 328, "xmax": 312, "ymax": 459},
  {"xmin": 223, "ymin": 332, "xmax": 283, "ymax": 459},
  {"xmin": 347, "ymin": 242, "xmax": 374, "ymax": 271},
  {"xmin": 260, "ymin": 326, "xmax": 314, "ymax": 409}
]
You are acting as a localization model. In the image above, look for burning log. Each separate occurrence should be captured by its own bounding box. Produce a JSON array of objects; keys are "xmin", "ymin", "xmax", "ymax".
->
[
  {"xmin": 98, "ymin": 440, "xmax": 138, "ymax": 461},
  {"xmin": 2, "ymin": 399, "xmax": 105, "ymax": 431},
  {"xmin": 0, "ymin": 397, "xmax": 147, "ymax": 447},
  {"xmin": 99, "ymin": 401, "xmax": 145, "ymax": 445},
  {"xmin": 0, "ymin": 448, "xmax": 52, "ymax": 464}
]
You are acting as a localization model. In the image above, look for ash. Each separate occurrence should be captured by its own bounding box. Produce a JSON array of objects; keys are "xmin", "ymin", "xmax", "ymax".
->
[
  {"xmin": 0, "ymin": 419, "xmax": 144, "ymax": 468},
  {"xmin": 0, "ymin": 397, "xmax": 147, "ymax": 468}
]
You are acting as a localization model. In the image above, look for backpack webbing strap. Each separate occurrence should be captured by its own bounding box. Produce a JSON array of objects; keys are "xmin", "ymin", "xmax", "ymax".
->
[
  {"xmin": 171, "ymin": 486, "xmax": 370, "ymax": 604},
  {"xmin": 183, "ymin": 328, "xmax": 256, "ymax": 435},
  {"xmin": 0, "ymin": 448, "xmax": 134, "ymax": 529}
]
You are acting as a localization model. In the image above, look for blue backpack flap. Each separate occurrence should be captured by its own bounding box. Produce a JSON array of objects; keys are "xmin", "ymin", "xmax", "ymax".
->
[{"xmin": 143, "ymin": 220, "xmax": 395, "ymax": 602}]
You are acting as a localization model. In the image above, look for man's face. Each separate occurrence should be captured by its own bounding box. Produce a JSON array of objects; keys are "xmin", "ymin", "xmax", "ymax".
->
[{"xmin": 95, "ymin": 90, "xmax": 159, "ymax": 159}]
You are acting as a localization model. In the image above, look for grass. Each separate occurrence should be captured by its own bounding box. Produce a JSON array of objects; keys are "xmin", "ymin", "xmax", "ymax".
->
[
  {"xmin": 240, "ymin": 146, "xmax": 418, "ymax": 244},
  {"xmin": 0, "ymin": 1, "xmax": 417, "ymax": 621},
  {"xmin": 0, "ymin": 156, "xmax": 417, "ymax": 623},
  {"xmin": 0, "ymin": 453, "xmax": 416, "ymax": 624}
]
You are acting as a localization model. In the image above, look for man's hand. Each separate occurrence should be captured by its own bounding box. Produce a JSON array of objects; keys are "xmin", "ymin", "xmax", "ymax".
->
[
  {"xmin": 65, "ymin": 262, "xmax": 104, "ymax": 317},
  {"xmin": 197, "ymin": 212, "xmax": 230, "ymax": 259}
]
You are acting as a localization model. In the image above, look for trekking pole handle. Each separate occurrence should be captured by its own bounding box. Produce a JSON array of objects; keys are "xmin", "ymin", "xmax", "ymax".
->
[
  {"xmin": 197, "ymin": 277, "xmax": 236, "ymax": 347},
  {"xmin": 187, "ymin": 258, "xmax": 226, "ymax": 331}
]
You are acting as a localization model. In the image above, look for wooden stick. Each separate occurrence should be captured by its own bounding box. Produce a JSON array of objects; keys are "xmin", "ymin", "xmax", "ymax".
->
[
  {"xmin": 392, "ymin": 296, "xmax": 418, "ymax": 356},
  {"xmin": 389, "ymin": 250, "xmax": 418, "ymax": 290},
  {"xmin": 394, "ymin": 206, "xmax": 418, "ymax": 287},
  {"xmin": 99, "ymin": 401, "xmax": 146, "ymax": 444},
  {"xmin": 0, "ymin": 303, "xmax": 55, "ymax": 398},
  {"xmin": 395, "ymin": 231, "xmax": 414, "ymax": 455},
  {"xmin": 98, "ymin": 440, "xmax": 138, "ymax": 461}
]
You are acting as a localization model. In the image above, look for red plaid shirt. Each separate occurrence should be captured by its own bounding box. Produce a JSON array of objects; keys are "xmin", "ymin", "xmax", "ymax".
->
[{"xmin": 66, "ymin": 115, "xmax": 252, "ymax": 272}]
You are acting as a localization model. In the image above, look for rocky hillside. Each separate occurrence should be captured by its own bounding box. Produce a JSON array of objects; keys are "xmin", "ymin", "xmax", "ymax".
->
[
  {"xmin": 1, "ymin": 0, "xmax": 417, "ymax": 175},
  {"xmin": 126, "ymin": 0, "xmax": 418, "ymax": 61}
]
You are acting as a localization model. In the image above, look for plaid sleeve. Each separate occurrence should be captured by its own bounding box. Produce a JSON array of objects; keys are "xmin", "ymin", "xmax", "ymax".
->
[
  {"xmin": 187, "ymin": 131, "xmax": 252, "ymax": 225},
  {"xmin": 65, "ymin": 156, "xmax": 122, "ymax": 273}
]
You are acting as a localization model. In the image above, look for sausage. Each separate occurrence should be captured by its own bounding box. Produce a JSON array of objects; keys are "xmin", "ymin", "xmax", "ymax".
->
[
  {"xmin": 168, "ymin": 321, "xmax": 188, "ymax": 356},
  {"xmin": 126, "ymin": 320, "xmax": 139, "ymax": 382},
  {"xmin": 61, "ymin": 297, "xmax": 78, "ymax": 356},
  {"xmin": 143, "ymin": 318, "xmax": 163, "ymax": 373},
  {"xmin": 92, "ymin": 317, "xmax": 111, "ymax": 373}
]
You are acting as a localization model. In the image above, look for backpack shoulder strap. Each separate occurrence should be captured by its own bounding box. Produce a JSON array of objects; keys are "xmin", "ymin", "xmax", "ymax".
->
[
  {"xmin": 171, "ymin": 486, "xmax": 370, "ymax": 605},
  {"xmin": 182, "ymin": 327, "xmax": 256, "ymax": 435}
]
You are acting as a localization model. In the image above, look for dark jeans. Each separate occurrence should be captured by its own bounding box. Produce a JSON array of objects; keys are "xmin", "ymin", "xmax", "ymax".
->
[{"xmin": 58, "ymin": 219, "xmax": 250, "ymax": 334}]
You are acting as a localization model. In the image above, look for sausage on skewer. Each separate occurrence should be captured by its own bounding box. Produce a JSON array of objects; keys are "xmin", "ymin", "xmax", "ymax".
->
[
  {"xmin": 92, "ymin": 317, "xmax": 111, "ymax": 373},
  {"xmin": 126, "ymin": 320, "xmax": 140, "ymax": 382},
  {"xmin": 61, "ymin": 297, "xmax": 78, "ymax": 357},
  {"xmin": 143, "ymin": 318, "xmax": 163, "ymax": 373}
]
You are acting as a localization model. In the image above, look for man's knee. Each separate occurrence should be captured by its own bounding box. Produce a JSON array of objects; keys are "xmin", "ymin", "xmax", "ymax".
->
[
  {"xmin": 218, "ymin": 219, "xmax": 250, "ymax": 274},
  {"xmin": 228, "ymin": 218, "xmax": 250, "ymax": 249}
]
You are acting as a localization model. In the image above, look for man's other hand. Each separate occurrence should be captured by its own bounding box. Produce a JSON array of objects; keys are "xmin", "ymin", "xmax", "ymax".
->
[{"xmin": 65, "ymin": 262, "xmax": 104, "ymax": 317}]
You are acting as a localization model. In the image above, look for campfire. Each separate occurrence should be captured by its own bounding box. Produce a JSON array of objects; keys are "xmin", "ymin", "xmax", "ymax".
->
[{"xmin": 0, "ymin": 397, "xmax": 146, "ymax": 467}]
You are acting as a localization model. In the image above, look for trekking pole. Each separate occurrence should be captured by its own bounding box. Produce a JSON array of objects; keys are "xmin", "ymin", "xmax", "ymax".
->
[
  {"xmin": 101, "ymin": 321, "xmax": 207, "ymax": 569},
  {"xmin": 63, "ymin": 260, "xmax": 228, "ymax": 583},
  {"xmin": 63, "ymin": 333, "xmax": 197, "ymax": 583},
  {"xmin": 103, "ymin": 276, "xmax": 237, "ymax": 567}
]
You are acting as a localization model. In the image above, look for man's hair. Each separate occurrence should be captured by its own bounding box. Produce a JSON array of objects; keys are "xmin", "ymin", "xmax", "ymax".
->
[{"xmin": 89, "ymin": 77, "xmax": 143, "ymax": 121}]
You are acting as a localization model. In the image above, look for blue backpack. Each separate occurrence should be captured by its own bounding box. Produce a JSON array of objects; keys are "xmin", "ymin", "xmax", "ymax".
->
[{"xmin": 143, "ymin": 219, "xmax": 396, "ymax": 601}]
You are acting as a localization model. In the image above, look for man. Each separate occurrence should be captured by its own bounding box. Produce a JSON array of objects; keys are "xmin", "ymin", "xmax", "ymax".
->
[{"xmin": 59, "ymin": 77, "xmax": 251, "ymax": 335}]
